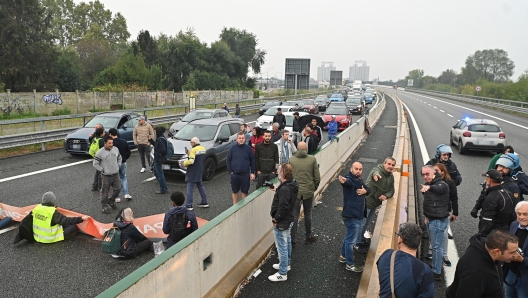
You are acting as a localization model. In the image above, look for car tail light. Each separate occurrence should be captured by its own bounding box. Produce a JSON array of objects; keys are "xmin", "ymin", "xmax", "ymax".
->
[
  {"xmin": 499, "ymin": 132, "xmax": 505, "ymax": 139},
  {"xmin": 462, "ymin": 131, "xmax": 471, "ymax": 137}
]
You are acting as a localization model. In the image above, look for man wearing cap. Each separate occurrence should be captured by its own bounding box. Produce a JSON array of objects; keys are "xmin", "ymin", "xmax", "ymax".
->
[
  {"xmin": 133, "ymin": 116, "xmax": 154, "ymax": 173},
  {"xmin": 27, "ymin": 192, "xmax": 89, "ymax": 243},
  {"xmin": 180, "ymin": 137, "xmax": 209, "ymax": 210},
  {"xmin": 477, "ymin": 169, "xmax": 515, "ymax": 235},
  {"xmin": 272, "ymin": 108, "xmax": 286, "ymax": 130},
  {"xmin": 327, "ymin": 115, "xmax": 338, "ymax": 141}
]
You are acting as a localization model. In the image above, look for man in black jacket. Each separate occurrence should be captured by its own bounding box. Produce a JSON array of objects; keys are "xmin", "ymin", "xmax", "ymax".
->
[
  {"xmin": 301, "ymin": 127, "xmax": 317, "ymax": 154},
  {"xmin": 255, "ymin": 131, "xmax": 279, "ymax": 189},
  {"xmin": 272, "ymin": 108, "xmax": 286, "ymax": 130},
  {"xmin": 269, "ymin": 163, "xmax": 299, "ymax": 282},
  {"xmin": 109, "ymin": 128, "xmax": 132, "ymax": 202},
  {"xmin": 447, "ymin": 230, "xmax": 518, "ymax": 297},
  {"xmin": 148, "ymin": 126, "xmax": 168, "ymax": 194},
  {"xmin": 477, "ymin": 169, "xmax": 515, "ymax": 235},
  {"xmin": 421, "ymin": 165, "xmax": 450, "ymax": 281}
]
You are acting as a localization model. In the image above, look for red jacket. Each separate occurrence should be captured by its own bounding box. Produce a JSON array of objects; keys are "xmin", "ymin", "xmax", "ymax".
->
[{"xmin": 250, "ymin": 135, "xmax": 264, "ymax": 154}]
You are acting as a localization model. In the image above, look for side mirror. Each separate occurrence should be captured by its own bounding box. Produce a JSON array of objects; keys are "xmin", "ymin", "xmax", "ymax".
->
[
  {"xmin": 122, "ymin": 125, "xmax": 127, "ymax": 129},
  {"xmin": 219, "ymin": 137, "xmax": 230, "ymax": 143}
]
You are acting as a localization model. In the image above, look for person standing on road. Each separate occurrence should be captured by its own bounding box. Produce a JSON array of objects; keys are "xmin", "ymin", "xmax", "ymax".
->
[
  {"xmin": 133, "ymin": 116, "xmax": 154, "ymax": 173},
  {"xmin": 421, "ymin": 165, "xmax": 450, "ymax": 281},
  {"xmin": 426, "ymin": 144, "xmax": 462, "ymax": 186},
  {"xmin": 93, "ymin": 137, "xmax": 122, "ymax": 214},
  {"xmin": 222, "ymin": 102, "xmax": 229, "ymax": 113},
  {"xmin": 240, "ymin": 123, "xmax": 251, "ymax": 144},
  {"xmin": 355, "ymin": 157, "xmax": 395, "ymax": 254},
  {"xmin": 310, "ymin": 118, "xmax": 322, "ymax": 145},
  {"xmin": 268, "ymin": 163, "xmax": 299, "ymax": 282},
  {"xmin": 108, "ymin": 128, "xmax": 132, "ymax": 202},
  {"xmin": 503, "ymin": 201, "xmax": 528, "ymax": 297},
  {"xmin": 338, "ymin": 161, "xmax": 370, "ymax": 273},
  {"xmin": 149, "ymin": 126, "xmax": 168, "ymax": 194},
  {"xmin": 272, "ymin": 108, "xmax": 286, "ymax": 130},
  {"xmin": 162, "ymin": 191, "xmax": 199, "ymax": 248},
  {"xmin": 377, "ymin": 223, "xmax": 435, "ymax": 298},
  {"xmin": 289, "ymin": 142, "xmax": 320, "ymax": 246},
  {"xmin": 227, "ymin": 133, "xmax": 255, "ymax": 205},
  {"xmin": 90, "ymin": 125, "xmax": 105, "ymax": 191},
  {"xmin": 278, "ymin": 130, "xmax": 297, "ymax": 164},
  {"xmin": 447, "ymin": 229, "xmax": 519, "ymax": 298},
  {"xmin": 292, "ymin": 112, "xmax": 301, "ymax": 133},
  {"xmin": 249, "ymin": 127, "xmax": 264, "ymax": 154},
  {"xmin": 235, "ymin": 103, "xmax": 241, "ymax": 118},
  {"xmin": 327, "ymin": 115, "xmax": 338, "ymax": 141},
  {"xmin": 180, "ymin": 137, "xmax": 209, "ymax": 209},
  {"xmin": 255, "ymin": 131, "xmax": 279, "ymax": 189},
  {"xmin": 301, "ymin": 127, "xmax": 317, "ymax": 154}
]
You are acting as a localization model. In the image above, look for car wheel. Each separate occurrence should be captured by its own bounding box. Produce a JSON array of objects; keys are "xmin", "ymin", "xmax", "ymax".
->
[
  {"xmin": 202, "ymin": 157, "xmax": 216, "ymax": 181},
  {"xmin": 450, "ymin": 133, "xmax": 455, "ymax": 146},
  {"xmin": 458, "ymin": 139, "xmax": 466, "ymax": 154}
]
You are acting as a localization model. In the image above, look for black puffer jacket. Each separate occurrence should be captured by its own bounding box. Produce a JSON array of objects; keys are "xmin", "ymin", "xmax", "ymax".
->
[
  {"xmin": 272, "ymin": 113, "xmax": 286, "ymax": 130},
  {"xmin": 478, "ymin": 185, "xmax": 514, "ymax": 235},
  {"xmin": 114, "ymin": 221, "xmax": 150, "ymax": 258},
  {"xmin": 255, "ymin": 141, "xmax": 279, "ymax": 174},
  {"xmin": 270, "ymin": 178, "xmax": 299, "ymax": 230},
  {"xmin": 422, "ymin": 173, "xmax": 450, "ymax": 219}
]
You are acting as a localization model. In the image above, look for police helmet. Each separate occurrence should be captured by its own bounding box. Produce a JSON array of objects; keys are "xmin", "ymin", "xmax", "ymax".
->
[
  {"xmin": 495, "ymin": 153, "xmax": 520, "ymax": 171},
  {"xmin": 435, "ymin": 144, "xmax": 453, "ymax": 159}
]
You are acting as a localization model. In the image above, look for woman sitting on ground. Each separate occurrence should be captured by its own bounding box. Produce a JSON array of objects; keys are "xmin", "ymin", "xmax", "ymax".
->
[{"xmin": 113, "ymin": 208, "xmax": 152, "ymax": 260}]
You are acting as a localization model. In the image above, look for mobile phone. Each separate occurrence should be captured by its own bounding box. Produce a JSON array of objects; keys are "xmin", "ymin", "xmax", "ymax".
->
[{"xmin": 185, "ymin": 147, "xmax": 188, "ymax": 152}]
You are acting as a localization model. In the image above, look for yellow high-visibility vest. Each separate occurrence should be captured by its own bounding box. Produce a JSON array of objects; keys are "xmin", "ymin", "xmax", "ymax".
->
[{"xmin": 32, "ymin": 204, "xmax": 64, "ymax": 243}]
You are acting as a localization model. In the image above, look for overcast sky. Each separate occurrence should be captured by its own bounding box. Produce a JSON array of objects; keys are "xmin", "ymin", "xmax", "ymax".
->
[{"xmin": 76, "ymin": 0, "xmax": 528, "ymax": 81}]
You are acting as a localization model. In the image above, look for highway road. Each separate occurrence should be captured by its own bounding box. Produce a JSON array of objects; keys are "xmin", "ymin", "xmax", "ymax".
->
[{"xmin": 385, "ymin": 87, "xmax": 528, "ymax": 293}]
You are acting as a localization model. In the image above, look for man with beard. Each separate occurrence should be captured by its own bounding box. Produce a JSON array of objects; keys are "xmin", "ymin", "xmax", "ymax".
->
[{"xmin": 255, "ymin": 131, "xmax": 279, "ymax": 189}]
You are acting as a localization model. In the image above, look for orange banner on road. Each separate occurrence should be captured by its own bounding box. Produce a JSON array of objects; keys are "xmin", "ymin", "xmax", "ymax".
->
[{"xmin": 0, "ymin": 203, "xmax": 208, "ymax": 240}]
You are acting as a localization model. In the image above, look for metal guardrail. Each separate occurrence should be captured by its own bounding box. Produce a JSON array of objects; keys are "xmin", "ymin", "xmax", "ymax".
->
[{"xmin": 405, "ymin": 88, "xmax": 528, "ymax": 115}]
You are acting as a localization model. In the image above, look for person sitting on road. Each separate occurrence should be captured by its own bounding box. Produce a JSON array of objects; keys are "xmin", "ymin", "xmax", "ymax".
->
[
  {"xmin": 0, "ymin": 206, "xmax": 13, "ymax": 229},
  {"xmin": 14, "ymin": 191, "xmax": 90, "ymax": 244},
  {"xmin": 162, "ymin": 191, "xmax": 198, "ymax": 248},
  {"xmin": 112, "ymin": 208, "xmax": 152, "ymax": 260}
]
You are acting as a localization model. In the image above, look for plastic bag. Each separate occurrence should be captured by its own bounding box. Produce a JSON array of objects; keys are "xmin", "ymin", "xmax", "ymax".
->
[{"xmin": 153, "ymin": 240, "xmax": 165, "ymax": 257}]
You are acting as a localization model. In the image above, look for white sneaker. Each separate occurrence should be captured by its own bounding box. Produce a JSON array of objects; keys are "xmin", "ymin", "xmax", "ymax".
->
[
  {"xmin": 140, "ymin": 168, "xmax": 146, "ymax": 173},
  {"xmin": 268, "ymin": 272, "xmax": 287, "ymax": 282},
  {"xmin": 272, "ymin": 264, "xmax": 291, "ymax": 271},
  {"xmin": 115, "ymin": 198, "xmax": 121, "ymax": 203},
  {"xmin": 124, "ymin": 194, "xmax": 132, "ymax": 200}
]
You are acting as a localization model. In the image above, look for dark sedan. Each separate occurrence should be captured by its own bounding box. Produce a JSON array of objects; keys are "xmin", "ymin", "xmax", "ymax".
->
[
  {"xmin": 64, "ymin": 112, "xmax": 142, "ymax": 155},
  {"xmin": 345, "ymin": 97, "xmax": 365, "ymax": 115},
  {"xmin": 259, "ymin": 100, "xmax": 282, "ymax": 115}
]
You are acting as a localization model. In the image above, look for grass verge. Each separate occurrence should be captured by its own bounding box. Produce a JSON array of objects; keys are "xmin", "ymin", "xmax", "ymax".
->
[{"xmin": 0, "ymin": 141, "xmax": 63, "ymax": 159}]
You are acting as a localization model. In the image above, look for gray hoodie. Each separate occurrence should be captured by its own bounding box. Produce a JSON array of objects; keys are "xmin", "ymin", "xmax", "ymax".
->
[{"xmin": 93, "ymin": 146, "xmax": 122, "ymax": 175}]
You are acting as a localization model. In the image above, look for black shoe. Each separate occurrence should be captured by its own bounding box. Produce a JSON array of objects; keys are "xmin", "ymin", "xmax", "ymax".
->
[
  {"xmin": 102, "ymin": 206, "xmax": 112, "ymax": 214},
  {"xmin": 108, "ymin": 203, "xmax": 117, "ymax": 210},
  {"xmin": 434, "ymin": 273, "xmax": 442, "ymax": 281},
  {"xmin": 305, "ymin": 236, "xmax": 318, "ymax": 244},
  {"xmin": 292, "ymin": 242, "xmax": 296, "ymax": 248},
  {"xmin": 155, "ymin": 190, "xmax": 167, "ymax": 194},
  {"xmin": 448, "ymin": 232, "xmax": 453, "ymax": 239},
  {"xmin": 354, "ymin": 244, "xmax": 368, "ymax": 254},
  {"xmin": 91, "ymin": 188, "xmax": 99, "ymax": 191}
]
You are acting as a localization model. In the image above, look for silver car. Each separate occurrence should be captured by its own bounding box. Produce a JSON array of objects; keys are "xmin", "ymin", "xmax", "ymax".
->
[{"xmin": 450, "ymin": 118, "xmax": 506, "ymax": 154}]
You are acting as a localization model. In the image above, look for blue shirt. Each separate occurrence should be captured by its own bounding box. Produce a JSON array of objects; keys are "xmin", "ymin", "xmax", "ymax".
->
[
  {"xmin": 226, "ymin": 143, "xmax": 255, "ymax": 174},
  {"xmin": 377, "ymin": 249, "xmax": 435, "ymax": 298}
]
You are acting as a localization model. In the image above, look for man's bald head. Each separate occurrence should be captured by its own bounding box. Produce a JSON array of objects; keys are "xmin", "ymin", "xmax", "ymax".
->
[
  {"xmin": 350, "ymin": 161, "xmax": 363, "ymax": 177},
  {"xmin": 297, "ymin": 142, "xmax": 308, "ymax": 151}
]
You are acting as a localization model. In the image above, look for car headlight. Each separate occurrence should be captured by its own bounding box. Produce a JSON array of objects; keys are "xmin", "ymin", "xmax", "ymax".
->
[{"xmin": 340, "ymin": 118, "xmax": 348, "ymax": 122}]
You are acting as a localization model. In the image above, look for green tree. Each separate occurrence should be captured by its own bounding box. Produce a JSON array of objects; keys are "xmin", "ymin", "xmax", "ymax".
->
[
  {"xmin": 75, "ymin": 32, "xmax": 119, "ymax": 89},
  {"xmin": 132, "ymin": 30, "xmax": 158, "ymax": 68},
  {"xmin": 460, "ymin": 49, "xmax": 514, "ymax": 84},
  {"xmin": 438, "ymin": 69, "xmax": 457, "ymax": 85},
  {"xmin": 219, "ymin": 27, "xmax": 267, "ymax": 77},
  {"xmin": 55, "ymin": 47, "xmax": 82, "ymax": 91}
]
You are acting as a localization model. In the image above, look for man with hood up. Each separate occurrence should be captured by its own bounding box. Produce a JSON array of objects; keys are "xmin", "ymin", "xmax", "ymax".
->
[
  {"xmin": 355, "ymin": 157, "xmax": 396, "ymax": 254},
  {"xmin": 162, "ymin": 191, "xmax": 198, "ymax": 248},
  {"xmin": 447, "ymin": 229, "xmax": 519, "ymax": 297},
  {"xmin": 149, "ymin": 126, "xmax": 168, "ymax": 194}
]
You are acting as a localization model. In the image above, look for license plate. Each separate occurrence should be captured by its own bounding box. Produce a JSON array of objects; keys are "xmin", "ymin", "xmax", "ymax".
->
[
  {"xmin": 162, "ymin": 165, "xmax": 170, "ymax": 170},
  {"xmin": 476, "ymin": 140, "xmax": 489, "ymax": 145},
  {"xmin": 72, "ymin": 144, "xmax": 81, "ymax": 150}
]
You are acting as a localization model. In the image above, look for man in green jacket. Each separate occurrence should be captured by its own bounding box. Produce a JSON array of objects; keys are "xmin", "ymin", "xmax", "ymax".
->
[
  {"xmin": 354, "ymin": 157, "xmax": 396, "ymax": 254},
  {"xmin": 288, "ymin": 142, "xmax": 321, "ymax": 246}
]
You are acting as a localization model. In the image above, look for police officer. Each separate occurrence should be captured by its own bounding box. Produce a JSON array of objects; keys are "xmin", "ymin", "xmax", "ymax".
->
[{"xmin": 426, "ymin": 144, "xmax": 462, "ymax": 186}]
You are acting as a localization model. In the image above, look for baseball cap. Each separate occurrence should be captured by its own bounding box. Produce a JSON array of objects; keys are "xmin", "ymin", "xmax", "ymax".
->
[
  {"xmin": 485, "ymin": 169, "xmax": 503, "ymax": 182},
  {"xmin": 331, "ymin": 115, "xmax": 336, "ymax": 118},
  {"xmin": 139, "ymin": 116, "xmax": 145, "ymax": 120}
]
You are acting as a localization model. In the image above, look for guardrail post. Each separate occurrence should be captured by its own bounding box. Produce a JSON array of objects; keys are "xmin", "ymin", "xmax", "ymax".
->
[{"xmin": 40, "ymin": 120, "xmax": 46, "ymax": 151}]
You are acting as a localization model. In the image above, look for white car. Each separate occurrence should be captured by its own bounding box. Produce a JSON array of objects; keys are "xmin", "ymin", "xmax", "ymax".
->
[
  {"xmin": 255, "ymin": 106, "xmax": 297, "ymax": 129},
  {"xmin": 274, "ymin": 111, "xmax": 308, "ymax": 144},
  {"xmin": 450, "ymin": 118, "xmax": 506, "ymax": 154}
]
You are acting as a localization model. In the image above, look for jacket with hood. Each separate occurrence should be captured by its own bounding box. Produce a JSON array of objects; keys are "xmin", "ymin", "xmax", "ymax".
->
[
  {"xmin": 288, "ymin": 150, "xmax": 320, "ymax": 199},
  {"xmin": 270, "ymin": 178, "xmax": 299, "ymax": 230},
  {"xmin": 478, "ymin": 184, "xmax": 515, "ymax": 235},
  {"xmin": 113, "ymin": 221, "xmax": 149, "ymax": 258},
  {"xmin": 488, "ymin": 145, "xmax": 514, "ymax": 170},
  {"xmin": 341, "ymin": 171, "xmax": 371, "ymax": 219},
  {"xmin": 162, "ymin": 206, "xmax": 198, "ymax": 248},
  {"xmin": 474, "ymin": 175, "xmax": 521, "ymax": 212},
  {"xmin": 422, "ymin": 173, "xmax": 450, "ymax": 220},
  {"xmin": 183, "ymin": 143, "xmax": 206, "ymax": 183},
  {"xmin": 327, "ymin": 120, "xmax": 338, "ymax": 135},
  {"xmin": 255, "ymin": 141, "xmax": 279, "ymax": 174},
  {"xmin": 426, "ymin": 158, "xmax": 462, "ymax": 186},
  {"xmin": 446, "ymin": 234, "xmax": 505, "ymax": 298},
  {"xmin": 365, "ymin": 164, "xmax": 395, "ymax": 210},
  {"xmin": 149, "ymin": 126, "xmax": 167, "ymax": 163}
]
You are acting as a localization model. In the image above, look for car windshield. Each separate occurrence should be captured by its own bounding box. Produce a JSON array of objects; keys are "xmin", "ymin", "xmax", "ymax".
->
[
  {"xmin": 468, "ymin": 124, "xmax": 500, "ymax": 132},
  {"xmin": 181, "ymin": 111, "xmax": 213, "ymax": 122},
  {"xmin": 316, "ymin": 95, "xmax": 327, "ymax": 100},
  {"xmin": 364, "ymin": 93, "xmax": 373, "ymax": 97},
  {"xmin": 175, "ymin": 123, "xmax": 218, "ymax": 141},
  {"xmin": 326, "ymin": 107, "xmax": 348, "ymax": 115},
  {"xmin": 316, "ymin": 99, "xmax": 326, "ymax": 103},
  {"xmin": 283, "ymin": 101, "xmax": 300, "ymax": 106},
  {"xmin": 265, "ymin": 107, "xmax": 281, "ymax": 115},
  {"xmin": 263, "ymin": 101, "xmax": 280, "ymax": 107},
  {"xmin": 346, "ymin": 99, "xmax": 361, "ymax": 104},
  {"xmin": 330, "ymin": 94, "xmax": 342, "ymax": 98},
  {"xmin": 85, "ymin": 116, "xmax": 119, "ymax": 128},
  {"xmin": 302, "ymin": 100, "xmax": 314, "ymax": 105},
  {"xmin": 285, "ymin": 115, "xmax": 294, "ymax": 126}
]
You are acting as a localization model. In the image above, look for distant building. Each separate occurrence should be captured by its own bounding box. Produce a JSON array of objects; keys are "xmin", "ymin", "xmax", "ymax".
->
[
  {"xmin": 317, "ymin": 62, "xmax": 336, "ymax": 82},
  {"xmin": 349, "ymin": 60, "xmax": 370, "ymax": 82}
]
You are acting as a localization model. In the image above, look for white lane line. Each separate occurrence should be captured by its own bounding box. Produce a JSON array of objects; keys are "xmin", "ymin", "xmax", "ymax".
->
[
  {"xmin": 0, "ymin": 159, "xmax": 93, "ymax": 183},
  {"xmin": 428, "ymin": 104, "xmax": 432, "ymax": 106},
  {"xmin": 447, "ymin": 114, "xmax": 454, "ymax": 118},
  {"xmin": 0, "ymin": 226, "xmax": 18, "ymax": 235},
  {"xmin": 402, "ymin": 101, "xmax": 459, "ymax": 286},
  {"xmin": 440, "ymin": 110, "xmax": 444, "ymax": 113},
  {"xmin": 142, "ymin": 177, "xmax": 157, "ymax": 183},
  {"xmin": 434, "ymin": 106, "xmax": 438, "ymax": 109}
]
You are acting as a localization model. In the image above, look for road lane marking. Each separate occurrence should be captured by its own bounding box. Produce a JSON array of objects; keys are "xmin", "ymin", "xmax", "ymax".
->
[
  {"xmin": 402, "ymin": 100, "xmax": 459, "ymax": 286},
  {"xmin": 0, "ymin": 226, "xmax": 18, "ymax": 235},
  {"xmin": 440, "ymin": 110, "xmax": 444, "ymax": 112},
  {"xmin": 142, "ymin": 177, "xmax": 157, "ymax": 183},
  {"xmin": 0, "ymin": 159, "xmax": 93, "ymax": 183},
  {"xmin": 434, "ymin": 106, "xmax": 438, "ymax": 109},
  {"xmin": 447, "ymin": 114, "xmax": 453, "ymax": 117}
]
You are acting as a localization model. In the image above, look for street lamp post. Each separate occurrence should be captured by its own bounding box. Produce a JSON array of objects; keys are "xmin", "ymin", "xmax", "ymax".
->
[{"xmin": 266, "ymin": 67, "xmax": 273, "ymax": 90}]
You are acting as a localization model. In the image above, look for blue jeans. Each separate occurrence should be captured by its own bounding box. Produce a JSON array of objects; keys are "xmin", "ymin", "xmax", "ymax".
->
[
  {"xmin": 356, "ymin": 208, "xmax": 374, "ymax": 245},
  {"xmin": 427, "ymin": 217, "xmax": 449, "ymax": 274},
  {"xmin": 186, "ymin": 181, "xmax": 208, "ymax": 207},
  {"xmin": 119, "ymin": 162, "xmax": 129, "ymax": 196},
  {"xmin": 153, "ymin": 162, "xmax": 167, "ymax": 192},
  {"xmin": 274, "ymin": 222, "xmax": 293, "ymax": 275},
  {"xmin": 341, "ymin": 217, "xmax": 362, "ymax": 266},
  {"xmin": 328, "ymin": 134, "xmax": 336, "ymax": 141},
  {"xmin": 0, "ymin": 216, "xmax": 12, "ymax": 229},
  {"xmin": 505, "ymin": 269, "xmax": 528, "ymax": 298}
]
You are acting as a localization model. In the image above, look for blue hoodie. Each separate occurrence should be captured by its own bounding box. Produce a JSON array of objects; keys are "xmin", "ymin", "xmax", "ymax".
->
[
  {"xmin": 162, "ymin": 206, "xmax": 198, "ymax": 247},
  {"xmin": 327, "ymin": 120, "xmax": 338, "ymax": 135},
  {"xmin": 226, "ymin": 143, "xmax": 255, "ymax": 174}
]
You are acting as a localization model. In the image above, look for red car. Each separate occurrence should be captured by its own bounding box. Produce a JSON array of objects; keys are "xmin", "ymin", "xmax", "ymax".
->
[
  {"xmin": 302, "ymin": 99, "xmax": 319, "ymax": 114},
  {"xmin": 322, "ymin": 105, "xmax": 352, "ymax": 131}
]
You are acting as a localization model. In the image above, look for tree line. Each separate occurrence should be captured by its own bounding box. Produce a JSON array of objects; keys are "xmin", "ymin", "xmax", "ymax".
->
[
  {"xmin": 0, "ymin": 0, "xmax": 266, "ymax": 93},
  {"xmin": 380, "ymin": 49, "xmax": 528, "ymax": 102}
]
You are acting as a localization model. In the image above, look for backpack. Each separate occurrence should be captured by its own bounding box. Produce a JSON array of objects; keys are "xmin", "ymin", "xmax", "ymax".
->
[
  {"xmin": 165, "ymin": 137, "xmax": 174, "ymax": 160},
  {"xmin": 101, "ymin": 227, "xmax": 122, "ymax": 254},
  {"xmin": 89, "ymin": 137, "xmax": 101, "ymax": 157},
  {"xmin": 169, "ymin": 212, "xmax": 190, "ymax": 243}
]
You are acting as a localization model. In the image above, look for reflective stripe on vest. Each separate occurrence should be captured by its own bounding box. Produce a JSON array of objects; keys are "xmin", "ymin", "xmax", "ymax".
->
[{"xmin": 32, "ymin": 204, "xmax": 64, "ymax": 243}]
